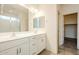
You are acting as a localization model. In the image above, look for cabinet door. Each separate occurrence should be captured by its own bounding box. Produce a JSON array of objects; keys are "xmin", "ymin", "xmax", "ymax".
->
[
  {"xmin": 0, "ymin": 47, "xmax": 18, "ymax": 55},
  {"xmin": 39, "ymin": 36, "xmax": 46, "ymax": 49},
  {"xmin": 18, "ymin": 43, "xmax": 29, "ymax": 55},
  {"xmin": 0, "ymin": 37, "xmax": 27, "ymax": 52},
  {"xmin": 29, "ymin": 34, "xmax": 46, "ymax": 55},
  {"xmin": 38, "ymin": 34, "xmax": 46, "ymax": 52},
  {"xmin": 0, "ymin": 43, "xmax": 29, "ymax": 55}
]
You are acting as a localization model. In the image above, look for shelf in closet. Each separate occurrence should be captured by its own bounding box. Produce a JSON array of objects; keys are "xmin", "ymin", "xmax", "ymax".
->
[{"xmin": 64, "ymin": 24, "xmax": 77, "ymax": 25}]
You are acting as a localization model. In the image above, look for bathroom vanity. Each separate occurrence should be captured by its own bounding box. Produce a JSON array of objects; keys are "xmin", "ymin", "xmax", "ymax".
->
[
  {"xmin": 0, "ymin": 4, "xmax": 46, "ymax": 55},
  {"xmin": 0, "ymin": 32, "xmax": 46, "ymax": 55}
]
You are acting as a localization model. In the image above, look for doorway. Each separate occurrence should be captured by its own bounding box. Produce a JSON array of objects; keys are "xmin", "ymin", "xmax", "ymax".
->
[{"xmin": 58, "ymin": 13, "xmax": 78, "ymax": 55}]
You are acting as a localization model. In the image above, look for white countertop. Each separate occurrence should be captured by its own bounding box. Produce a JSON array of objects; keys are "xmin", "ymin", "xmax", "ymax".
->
[{"xmin": 0, "ymin": 31, "xmax": 46, "ymax": 43}]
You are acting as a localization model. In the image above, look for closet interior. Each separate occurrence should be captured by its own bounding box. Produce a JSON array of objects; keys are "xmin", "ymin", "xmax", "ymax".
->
[{"xmin": 64, "ymin": 13, "xmax": 77, "ymax": 49}]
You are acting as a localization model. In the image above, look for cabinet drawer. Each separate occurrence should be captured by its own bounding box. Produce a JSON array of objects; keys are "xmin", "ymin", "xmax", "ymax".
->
[
  {"xmin": 0, "ymin": 37, "xmax": 29, "ymax": 52},
  {"xmin": 30, "ymin": 42, "xmax": 38, "ymax": 55},
  {"xmin": 38, "ymin": 34, "xmax": 46, "ymax": 38},
  {"xmin": 30, "ymin": 42, "xmax": 37, "ymax": 50}
]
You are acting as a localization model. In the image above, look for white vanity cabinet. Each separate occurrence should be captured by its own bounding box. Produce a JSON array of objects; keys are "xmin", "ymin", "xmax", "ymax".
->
[
  {"xmin": 0, "ymin": 38, "xmax": 29, "ymax": 55},
  {"xmin": 29, "ymin": 34, "xmax": 46, "ymax": 55},
  {"xmin": 37, "ymin": 34, "xmax": 46, "ymax": 53},
  {"xmin": 0, "ymin": 33, "xmax": 46, "ymax": 55}
]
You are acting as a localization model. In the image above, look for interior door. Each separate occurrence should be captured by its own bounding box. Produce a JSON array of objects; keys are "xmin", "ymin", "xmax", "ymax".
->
[{"xmin": 19, "ymin": 43, "xmax": 29, "ymax": 55}]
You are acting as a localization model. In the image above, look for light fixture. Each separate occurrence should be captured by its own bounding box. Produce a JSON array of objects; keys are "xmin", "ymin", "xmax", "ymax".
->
[
  {"xmin": 18, "ymin": 4, "xmax": 39, "ymax": 13},
  {"xmin": 18, "ymin": 4, "xmax": 45, "ymax": 17}
]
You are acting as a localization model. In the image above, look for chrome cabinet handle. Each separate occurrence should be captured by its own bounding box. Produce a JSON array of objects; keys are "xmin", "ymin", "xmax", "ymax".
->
[
  {"xmin": 17, "ymin": 48, "xmax": 21, "ymax": 55},
  {"xmin": 17, "ymin": 48, "xmax": 18, "ymax": 55},
  {"xmin": 20, "ymin": 48, "xmax": 21, "ymax": 53}
]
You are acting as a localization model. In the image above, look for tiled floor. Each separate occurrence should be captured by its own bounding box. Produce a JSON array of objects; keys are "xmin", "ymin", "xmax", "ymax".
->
[{"xmin": 39, "ymin": 38, "xmax": 79, "ymax": 55}]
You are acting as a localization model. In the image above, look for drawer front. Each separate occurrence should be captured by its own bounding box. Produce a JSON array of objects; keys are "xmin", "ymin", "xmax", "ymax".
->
[
  {"xmin": 30, "ymin": 40, "xmax": 37, "ymax": 50},
  {"xmin": 0, "ymin": 37, "xmax": 29, "ymax": 52},
  {"xmin": 29, "ymin": 36, "xmax": 38, "ymax": 55},
  {"xmin": 30, "ymin": 42, "xmax": 38, "ymax": 55},
  {"xmin": 38, "ymin": 34, "xmax": 46, "ymax": 38},
  {"xmin": 30, "ymin": 42, "xmax": 37, "ymax": 50}
]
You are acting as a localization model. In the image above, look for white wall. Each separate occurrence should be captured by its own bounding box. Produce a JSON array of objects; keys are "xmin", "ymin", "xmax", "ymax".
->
[
  {"xmin": 39, "ymin": 4, "xmax": 58, "ymax": 54},
  {"xmin": 62, "ymin": 4, "xmax": 79, "ymax": 15},
  {"xmin": 64, "ymin": 25, "xmax": 77, "ymax": 38},
  {"xmin": 59, "ymin": 4, "xmax": 79, "ymax": 49}
]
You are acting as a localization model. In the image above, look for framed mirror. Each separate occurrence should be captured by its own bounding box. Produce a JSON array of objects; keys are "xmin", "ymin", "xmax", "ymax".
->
[{"xmin": 0, "ymin": 4, "xmax": 29, "ymax": 32}]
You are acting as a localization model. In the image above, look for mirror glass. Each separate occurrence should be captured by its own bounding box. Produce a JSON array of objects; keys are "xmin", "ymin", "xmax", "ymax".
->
[
  {"xmin": 33, "ymin": 17, "xmax": 40, "ymax": 28},
  {"xmin": 0, "ymin": 4, "xmax": 29, "ymax": 32},
  {"xmin": 33, "ymin": 16, "xmax": 45, "ymax": 28}
]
